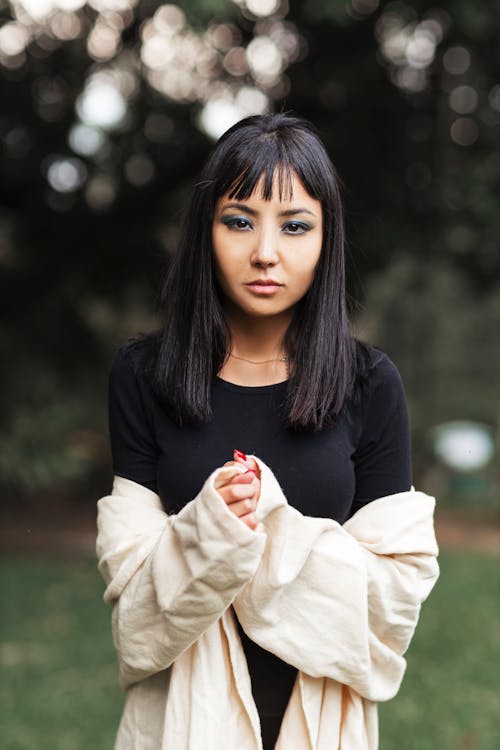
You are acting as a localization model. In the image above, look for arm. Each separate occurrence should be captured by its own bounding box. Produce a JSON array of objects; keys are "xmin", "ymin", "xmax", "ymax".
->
[
  {"xmin": 98, "ymin": 347, "xmax": 266, "ymax": 688},
  {"xmin": 97, "ymin": 472, "xmax": 266, "ymax": 689},
  {"xmin": 232, "ymin": 461, "xmax": 439, "ymax": 702},
  {"xmin": 350, "ymin": 352, "xmax": 412, "ymax": 514}
]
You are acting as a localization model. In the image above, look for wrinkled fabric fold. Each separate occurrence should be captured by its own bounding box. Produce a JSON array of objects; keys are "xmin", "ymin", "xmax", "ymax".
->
[{"xmin": 96, "ymin": 460, "xmax": 439, "ymax": 749}]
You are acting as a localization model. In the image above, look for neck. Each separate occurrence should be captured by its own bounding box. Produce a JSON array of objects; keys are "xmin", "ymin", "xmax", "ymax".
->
[
  {"xmin": 216, "ymin": 306, "xmax": 292, "ymax": 386},
  {"xmin": 224, "ymin": 307, "xmax": 293, "ymax": 360}
]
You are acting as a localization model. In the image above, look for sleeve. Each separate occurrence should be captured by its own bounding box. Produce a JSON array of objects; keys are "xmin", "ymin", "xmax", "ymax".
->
[
  {"xmin": 96, "ymin": 473, "xmax": 267, "ymax": 689},
  {"xmin": 108, "ymin": 347, "xmax": 159, "ymax": 492},
  {"xmin": 232, "ymin": 459, "xmax": 439, "ymax": 703},
  {"xmin": 352, "ymin": 354, "xmax": 412, "ymax": 515}
]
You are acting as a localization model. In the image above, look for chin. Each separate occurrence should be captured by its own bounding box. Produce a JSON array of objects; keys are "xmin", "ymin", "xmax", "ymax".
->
[{"xmin": 245, "ymin": 303, "xmax": 296, "ymax": 320}]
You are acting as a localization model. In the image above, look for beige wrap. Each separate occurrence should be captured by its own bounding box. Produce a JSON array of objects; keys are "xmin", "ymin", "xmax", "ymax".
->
[{"xmin": 96, "ymin": 457, "xmax": 439, "ymax": 749}]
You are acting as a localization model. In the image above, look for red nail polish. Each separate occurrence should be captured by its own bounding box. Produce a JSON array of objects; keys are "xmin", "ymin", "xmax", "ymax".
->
[{"xmin": 234, "ymin": 449, "xmax": 247, "ymax": 462}]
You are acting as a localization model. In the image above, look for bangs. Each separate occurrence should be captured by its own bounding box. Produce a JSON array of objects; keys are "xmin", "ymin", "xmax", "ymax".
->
[
  {"xmin": 228, "ymin": 161, "xmax": 295, "ymax": 203},
  {"xmin": 207, "ymin": 117, "xmax": 333, "ymax": 208},
  {"xmin": 217, "ymin": 135, "xmax": 297, "ymax": 202}
]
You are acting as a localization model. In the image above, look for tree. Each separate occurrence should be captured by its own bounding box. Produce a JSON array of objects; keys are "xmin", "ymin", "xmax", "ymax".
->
[{"xmin": 0, "ymin": 0, "xmax": 497, "ymax": 499}]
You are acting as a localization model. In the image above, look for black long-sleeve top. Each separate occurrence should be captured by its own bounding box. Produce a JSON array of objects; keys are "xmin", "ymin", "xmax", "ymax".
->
[{"xmin": 107, "ymin": 337, "xmax": 412, "ymax": 743}]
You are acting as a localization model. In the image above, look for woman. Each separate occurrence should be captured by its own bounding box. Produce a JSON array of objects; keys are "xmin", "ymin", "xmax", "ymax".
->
[{"xmin": 97, "ymin": 113, "xmax": 439, "ymax": 749}]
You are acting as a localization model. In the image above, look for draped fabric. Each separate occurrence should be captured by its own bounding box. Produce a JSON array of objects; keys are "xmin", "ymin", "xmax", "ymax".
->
[{"xmin": 96, "ymin": 458, "xmax": 439, "ymax": 749}]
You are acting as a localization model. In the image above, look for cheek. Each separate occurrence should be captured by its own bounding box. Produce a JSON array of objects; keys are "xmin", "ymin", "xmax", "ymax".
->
[
  {"xmin": 212, "ymin": 245, "xmax": 239, "ymax": 295},
  {"xmin": 212, "ymin": 229, "xmax": 229, "ymax": 281},
  {"xmin": 292, "ymin": 245, "xmax": 322, "ymax": 287}
]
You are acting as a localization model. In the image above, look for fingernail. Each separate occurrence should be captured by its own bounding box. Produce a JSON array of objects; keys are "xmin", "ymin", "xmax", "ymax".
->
[{"xmin": 234, "ymin": 449, "xmax": 247, "ymax": 462}]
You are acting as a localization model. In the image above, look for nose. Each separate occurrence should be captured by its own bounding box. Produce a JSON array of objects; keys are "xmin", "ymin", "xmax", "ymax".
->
[{"xmin": 250, "ymin": 225, "xmax": 279, "ymax": 268}]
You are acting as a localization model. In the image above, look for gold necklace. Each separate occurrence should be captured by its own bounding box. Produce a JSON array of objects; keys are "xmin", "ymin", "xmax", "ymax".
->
[{"xmin": 229, "ymin": 352, "xmax": 289, "ymax": 365}]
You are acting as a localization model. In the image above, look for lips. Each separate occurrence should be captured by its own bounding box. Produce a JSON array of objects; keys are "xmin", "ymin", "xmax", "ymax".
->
[{"xmin": 245, "ymin": 279, "xmax": 283, "ymax": 295}]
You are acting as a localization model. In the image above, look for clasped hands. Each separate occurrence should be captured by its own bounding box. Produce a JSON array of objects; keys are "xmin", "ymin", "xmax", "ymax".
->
[{"xmin": 214, "ymin": 449, "xmax": 263, "ymax": 532}]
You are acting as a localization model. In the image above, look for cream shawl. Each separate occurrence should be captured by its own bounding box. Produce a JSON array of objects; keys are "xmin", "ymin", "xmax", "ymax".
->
[{"xmin": 96, "ymin": 457, "xmax": 439, "ymax": 749}]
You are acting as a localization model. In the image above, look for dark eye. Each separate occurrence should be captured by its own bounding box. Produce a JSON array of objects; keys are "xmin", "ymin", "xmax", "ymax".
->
[
  {"xmin": 283, "ymin": 221, "xmax": 309, "ymax": 235},
  {"xmin": 235, "ymin": 218, "xmax": 250, "ymax": 229},
  {"xmin": 222, "ymin": 216, "xmax": 252, "ymax": 231}
]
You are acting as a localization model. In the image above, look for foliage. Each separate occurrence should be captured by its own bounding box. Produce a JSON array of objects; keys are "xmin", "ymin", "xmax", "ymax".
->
[
  {"xmin": 356, "ymin": 258, "xmax": 500, "ymax": 433},
  {"xmin": 0, "ymin": 0, "xmax": 498, "ymax": 499},
  {"xmin": 354, "ymin": 257, "xmax": 500, "ymax": 499}
]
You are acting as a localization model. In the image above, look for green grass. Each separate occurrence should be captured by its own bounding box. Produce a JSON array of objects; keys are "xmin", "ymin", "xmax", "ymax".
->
[
  {"xmin": 0, "ymin": 552, "xmax": 499, "ymax": 749},
  {"xmin": 379, "ymin": 552, "xmax": 500, "ymax": 750},
  {"xmin": 0, "ymin": 557, "xmax": 122, "ymax": 750}
]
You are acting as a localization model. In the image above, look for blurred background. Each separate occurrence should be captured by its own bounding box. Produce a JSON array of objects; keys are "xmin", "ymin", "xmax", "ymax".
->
[{"xmin": 0, "ymin": 0, "xmax": 498, "ymax": 748}]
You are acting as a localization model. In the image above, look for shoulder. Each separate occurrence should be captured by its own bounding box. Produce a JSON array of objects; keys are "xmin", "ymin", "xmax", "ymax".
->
[
  {"xmin": 349, "ymin": 342, "xmax": 407, "ymax": 422},
  {"xmin": 108, "ymin": 330, "xmax": 162, "ymax": 404},
  {"xmin": 354, "ymin": 341, "xmax": 404, "ymax": 393},
  {"xmin": 110, "ymin": 330, "xmax": 161, "ymax": 382}
]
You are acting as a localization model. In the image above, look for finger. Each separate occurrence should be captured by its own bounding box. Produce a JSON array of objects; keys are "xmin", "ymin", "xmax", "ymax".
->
[
  {"xmin": 245, "ymin": 456, "xmax": 261, "ymax": 479},
  {"xmin": 226, "ymin": 497, "xmax": 257, "ymax": 518},
  {"xmin": 222, "ymin": 460, "xmax": 256, "ymax": 482},
  {"xmin": 214, "ymin": 465, "xmax": 247, "ymax": 489},
  {"xmin": 224, "ymin": 482, "xmax": 257, "ymax": 503},
  {"xmin": 229, "ymin": 470, "xmax": 255, "ymax": 485},
  {"xmin": 233, "ymin": 449, "xmax": 248, "ymax": 466},
  {"xmin": 233, "ymin": 450, "xmax": 256, "ymax": 475},
  {"xmin": 222, "ymin": 482, "xmax": 257, "ymax": 504},
  {"xmin": 240, "ymin": 511, "xmax": 258, "ymax": 530}
]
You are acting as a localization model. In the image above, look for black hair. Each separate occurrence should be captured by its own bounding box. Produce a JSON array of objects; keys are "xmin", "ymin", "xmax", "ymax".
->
[{"xmin": 146, "ymin": 112, "xmax": 370, "ymax": 430}]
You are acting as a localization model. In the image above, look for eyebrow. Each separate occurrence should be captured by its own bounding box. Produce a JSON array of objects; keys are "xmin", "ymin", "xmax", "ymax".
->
[{"xmin": 219, "ymin": 202, "xmax": 316, "ymax": 218}]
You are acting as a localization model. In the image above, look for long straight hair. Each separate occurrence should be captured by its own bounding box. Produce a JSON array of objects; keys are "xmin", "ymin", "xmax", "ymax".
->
[{"xmin": 150, "ymin": 113, "xmax": 367, "ymax": 430}]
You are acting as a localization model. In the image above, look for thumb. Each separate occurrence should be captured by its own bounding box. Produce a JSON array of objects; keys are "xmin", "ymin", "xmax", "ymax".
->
[{"xmin": 214, "ymin": 464, "xmax": 247, "ymax": 490}]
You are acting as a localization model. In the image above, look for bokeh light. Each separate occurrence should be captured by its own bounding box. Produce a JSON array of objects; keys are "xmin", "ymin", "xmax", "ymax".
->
[
  {"xmin": 433, "ymin": 422, "xmax": 495, "ymax": 472},
  {"xmin": 488, "ymin": 85, "xmax": 500, "ymax": 112},
  {"xmin": 198, "ymin": 98, "xmax": 248, "ymax": 141},
  {"xmin": 3, "ymin": 126, "xmax": 33, "ymax": 158},
  {"xmin": 45, "ymin": 156, "xmax": 88, "ymax": 192},
  {"xmin": 374, "ymin": 8, "xmax": 449, "ymax": 95},
  {"xmin": 223, "ymin": 46, "xmax": 248, "ymax": 76},
  {"xmin": 85, "ymin": 173, "xmax": 116, "ymax": 211},
  {"xmin": 450, "ymin": 117, "xmax": 479, "ymax": 146},
  {"xmin": 76, "ymin": 77, "xmax": 127, "ymax": 129},
  {"xmin": 1, "ymin": 0, "xmax": 302, "ymax": 141},
  {"xmin": 69, "ymin": 123, "xmax": 107, "ymax": 157},
  {"xmin": 449, "ymin": 85, "xmax": 478, "ymax": 115},
  {"xmin": 245, "ymin": 0, "xmax": 281, "ymax": 18},
  {"xmin": 50, "ymin": 11, "xmax": 83, "ymax": 40},
  {"xmin": 442, "ymin": 45, "xmax": 471, "ymax": 75},
  {"xmin": 351, "ymin": 0, "xmax": 379, "ymax": 16},
  {"xmin": 87, "ymin": 19, "xmax": 122, "ymax": 61},
  {"xmin": 0, "ymin": 22, "xmax": 30, "ymax": 56},
  {"xmin": 246, "ymin": 36, "xmax": 282, "ymax": 83},
  {"xmin": 124, "ymin": 153, "xmax": 155, "ymax": 186}
]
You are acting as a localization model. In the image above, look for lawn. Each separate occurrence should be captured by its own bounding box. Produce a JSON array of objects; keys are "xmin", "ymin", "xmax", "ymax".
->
[{"xmin": 1, "ymin": 552, "xmax": 499, "ymax": 749}]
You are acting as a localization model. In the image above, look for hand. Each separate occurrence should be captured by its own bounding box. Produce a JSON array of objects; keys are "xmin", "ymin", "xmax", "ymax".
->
[
  {"xmin": 233, "ymin": 449, "xmax": 261, "ymax": 483},
  {"xmin": 214, "ymin": 452, "xmax": 262, "ymax": 532}
]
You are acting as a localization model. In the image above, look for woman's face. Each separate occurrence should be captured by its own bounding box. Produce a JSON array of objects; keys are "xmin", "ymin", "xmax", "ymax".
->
[{"xmin": 212, "ymin": 170, "xmax": 323, "ymax": 323}]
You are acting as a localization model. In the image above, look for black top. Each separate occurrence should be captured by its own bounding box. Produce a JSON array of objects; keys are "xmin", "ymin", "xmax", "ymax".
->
[{"xmin": 107, "ymin": 339, "xmax": 412, "ymax": 726}]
